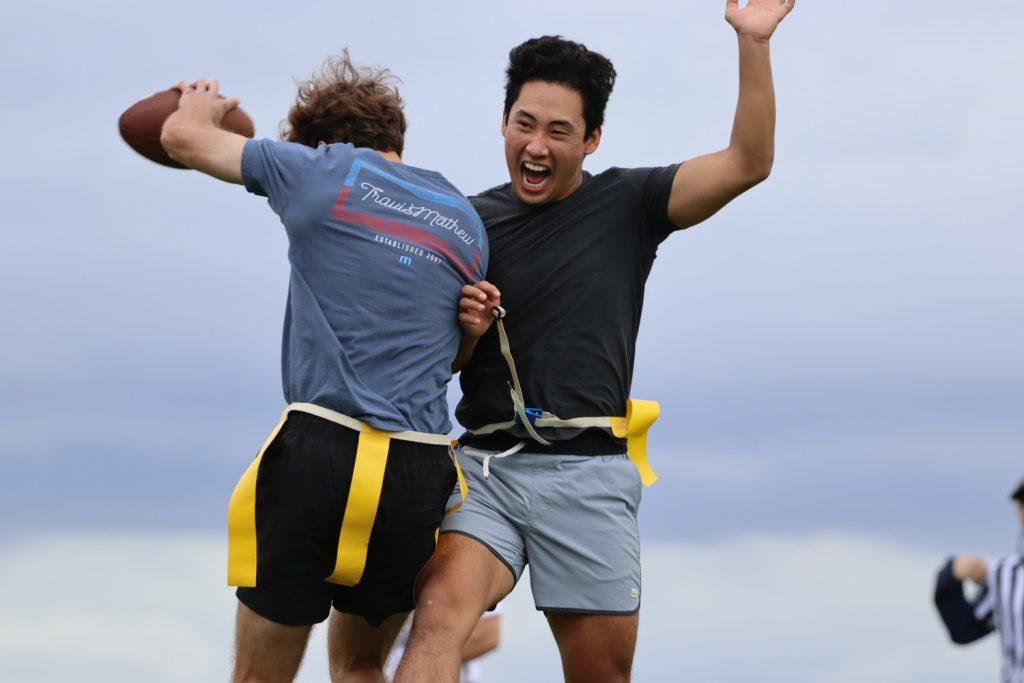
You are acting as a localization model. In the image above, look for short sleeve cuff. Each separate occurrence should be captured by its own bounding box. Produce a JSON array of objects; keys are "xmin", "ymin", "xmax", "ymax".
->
[{"xmin": 241, "ymin": 138, "xmax": 266, "ymax": 197}]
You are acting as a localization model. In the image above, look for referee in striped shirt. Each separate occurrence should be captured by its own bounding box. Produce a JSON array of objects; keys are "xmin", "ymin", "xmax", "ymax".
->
[{"xmin": 934, "ymin": 477, "xmax": 1024, "ymax": 682}]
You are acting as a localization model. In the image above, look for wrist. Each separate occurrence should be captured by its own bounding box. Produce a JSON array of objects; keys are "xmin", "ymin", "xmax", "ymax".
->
[{"xmin": 736, "ymin": 32, "xmax": 772, "ymax": 47}]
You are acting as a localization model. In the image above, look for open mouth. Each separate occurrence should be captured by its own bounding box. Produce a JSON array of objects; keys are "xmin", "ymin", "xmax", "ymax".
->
[{"xmin": 520, "ymin": 161, "xmax": 552, "ymax": 192}]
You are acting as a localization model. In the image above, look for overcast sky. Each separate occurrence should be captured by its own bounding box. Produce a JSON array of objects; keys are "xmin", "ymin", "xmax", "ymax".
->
[{"xmin": 1, "ymin": 1, "xmax": 1022, "ymax": 680}]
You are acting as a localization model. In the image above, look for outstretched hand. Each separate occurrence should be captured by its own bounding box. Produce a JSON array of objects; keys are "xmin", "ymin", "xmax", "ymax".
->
[{"xmin": 726, "ymin": 0, "xmax": 795, "ymax": 42}]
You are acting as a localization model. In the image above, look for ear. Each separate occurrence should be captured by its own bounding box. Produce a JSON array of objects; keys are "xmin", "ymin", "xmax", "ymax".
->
[
  {"xmin": 501, "ymin": 110, "xmax": 509, "ymax": 137},
  {"xmin": 584, "ymin": 126, "xmax": 602, "ymax": 155}
]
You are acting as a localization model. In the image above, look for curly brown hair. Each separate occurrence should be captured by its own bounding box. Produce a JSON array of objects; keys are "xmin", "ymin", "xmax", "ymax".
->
[{"xmin": 281, "ymin": 50, "xmax": 407, "ymax": 155}]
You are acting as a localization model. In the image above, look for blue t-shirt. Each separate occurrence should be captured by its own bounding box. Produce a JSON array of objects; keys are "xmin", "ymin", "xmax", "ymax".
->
[{"xmin": 242, "ymin": 139, "xmax": 487, "ymax": 434}]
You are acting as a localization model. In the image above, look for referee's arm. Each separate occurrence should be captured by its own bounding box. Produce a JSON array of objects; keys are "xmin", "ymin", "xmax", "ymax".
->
[{"xmin": 933, "ymin": 555, "xmax": 995, "ymax": 645}]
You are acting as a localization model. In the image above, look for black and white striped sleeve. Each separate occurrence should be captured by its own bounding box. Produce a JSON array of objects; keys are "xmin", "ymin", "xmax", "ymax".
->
[
  {"xmin": 933, "ymin": 556, "xmax": 995, "ymax": 645},
  {"xmin": 972, "ymin": 583, "xmax": 995, "ymax": 623}
]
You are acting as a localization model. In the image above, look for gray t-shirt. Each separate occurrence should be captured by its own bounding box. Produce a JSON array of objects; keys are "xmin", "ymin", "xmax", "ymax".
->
[{"xmin": 243, "ymin": 139, "xmax": 487, "ymax": 433}]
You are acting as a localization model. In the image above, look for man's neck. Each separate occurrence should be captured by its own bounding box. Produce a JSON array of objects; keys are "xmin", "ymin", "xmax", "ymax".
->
[
  {"xmin": 376, "ymin": 150, "xmax": 402, "ymax": 164},
  {"xmin": 555, "ymin": 169, "xmax": 585, "ymax": 202}
]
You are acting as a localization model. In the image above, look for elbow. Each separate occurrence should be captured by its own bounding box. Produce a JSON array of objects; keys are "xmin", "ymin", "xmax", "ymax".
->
[
  {"xmin": 943, "ymin": 620, "xmax": 990, "ymax": 645},
  {"xmin": 752, "ymin": 162, "xmax": 772, "ymax": 185},
  {"xmin": 747, "ymin": 155, "xmax": 773, "ymax": 186},
  {"xmin": 949, "ymin": 632, "xmax": 980, "ymax": 646},
  {"xmin": 731, "ymin": 146, "xmax": 773, "ymax": 187}
]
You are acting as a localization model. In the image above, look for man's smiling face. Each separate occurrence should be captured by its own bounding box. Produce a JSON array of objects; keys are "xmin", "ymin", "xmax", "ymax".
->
[{"xmin": 502, "ymin": 80, "xmax": 601, "ymax": 206}]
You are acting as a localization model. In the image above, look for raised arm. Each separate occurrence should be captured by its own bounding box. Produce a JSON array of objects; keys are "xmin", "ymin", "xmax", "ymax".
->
[
  {"xmin": 667, "ymin": 0, "xmax": 794, "ymax": 229},
  {"xmin": 160, "ymin": 79, "xmax": 248, "ymax": 184}
]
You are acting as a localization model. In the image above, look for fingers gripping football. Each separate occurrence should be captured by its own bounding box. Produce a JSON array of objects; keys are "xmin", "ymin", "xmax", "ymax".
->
[
  {"xmin": 172, "ymin": 79, "xmax": 241, "ymax": 127},
  {"xmin": 119, "ymin": 84, "xmax": 254, "ymax": 168}
]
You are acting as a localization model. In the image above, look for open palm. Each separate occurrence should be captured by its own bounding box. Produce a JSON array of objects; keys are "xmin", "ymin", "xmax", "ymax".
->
[{"xmin": 726, "ymin": 0, "xmax": 795, "ymax": 41}]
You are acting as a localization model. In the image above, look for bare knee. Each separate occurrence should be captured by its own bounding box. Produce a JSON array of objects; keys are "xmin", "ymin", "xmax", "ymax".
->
[
  {"xmin": 595, "ymin": 653, "xmax": 633, "ymax": 682},
  {"xmin": 414, "ymin": 569, "xmax": 478, "ymax": 626},
  {"xmin": 393, "ymin": 571, "xmax": 476, "ymax": 682},
  {"xmin": 563, "ymin": 652, "xmax": 633, "ymax": 683},
  {"xmin": 328, "ymin": 655, "xmax": 384, "ymax": 683},
  {"xmin": 327, "ymin": 610, "xmax": 405, "ymax": 683},
  {"xmin": 232, "ymin": 602, "xmax": 311, "ymax": 683},
  {"xmin": 396, "ymin": 533, "xmax": 514, "ymax": 680},
  {"xmin": 548, "ymin": 613, "xmax": 637, "ymax": 683},
  {"xmin": 561, "ymin": 639, "xmax": 633, "ymax": 683},
  {"xmin": 413, "ymin": 535, "xmax": 512, "ymax": 625}
]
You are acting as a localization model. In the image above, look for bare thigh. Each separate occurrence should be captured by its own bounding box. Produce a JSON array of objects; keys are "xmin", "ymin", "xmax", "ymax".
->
[
  {"xmin": 415, "ymin": 532, "xmax": 515, "ymax": 609},
  {"xmin": 233, "ymin": 602, "xmax": 312, "ymax": 683},
  {"xmin": 546, "ymin": 611, "xmax": 639, "ymax": 683}
]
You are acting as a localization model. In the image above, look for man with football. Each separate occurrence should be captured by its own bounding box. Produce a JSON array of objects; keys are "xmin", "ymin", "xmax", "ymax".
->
[{"xmin": 151, "ymin": 54, "xmax": 498, "ymax": 682}]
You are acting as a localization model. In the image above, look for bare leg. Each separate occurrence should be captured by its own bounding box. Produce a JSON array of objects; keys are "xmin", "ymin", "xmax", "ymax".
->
[
  {"xmin": 327, "ymin": 609, "xmax": 408, "ymax": 683},
  {"xmin": 232, "ymin": 602, "xmax": 312, "ymax": 683},
  {"xmin": 393, "ymin": 534, "xmax": 514, "ymax": 682},
  {"xmin": 546, "ymin": 612, "xmax": 639, "ymax": 683}
]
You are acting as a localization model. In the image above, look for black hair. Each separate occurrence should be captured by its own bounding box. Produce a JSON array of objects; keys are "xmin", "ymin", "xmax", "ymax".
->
[{"xmin": 503, "ymin": 36, "xmax": 616, "ymax": 139}]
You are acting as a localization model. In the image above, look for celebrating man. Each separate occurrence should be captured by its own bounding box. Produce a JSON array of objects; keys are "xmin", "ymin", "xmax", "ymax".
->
[{"xmin": 396, "ymin": 2, "xmax": 795, "ymax": 681}]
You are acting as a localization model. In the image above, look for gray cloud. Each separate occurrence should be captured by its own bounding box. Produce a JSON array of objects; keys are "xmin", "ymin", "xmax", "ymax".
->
[{"xmin": 2, "ymin": 0, "xmax": 1021, "ymax": 576}]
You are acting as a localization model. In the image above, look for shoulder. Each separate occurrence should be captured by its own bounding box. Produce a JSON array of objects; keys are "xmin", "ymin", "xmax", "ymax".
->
[
  {"xmin": 242, "ymin": 139, "xmax": 330, "ymax": 200},
  {"xmin": 469, "ymin": 182, "xmax": 515, "ymax": 218},
  {"xmin": 602, "ymin": 165, "xmax": 682, "ymax": 240},
  {"xmin": 605, "ymin": 165, "xmax": 680, "ymax": 191},
  {"xmin": 393, "ymin": 164, "xmax": 481, "ymax": 221},
  {"xmin": 993, "ymin": 553, "xmax": 1024, "ymax": 568},
  {"xmin": 470, "ymin": 181, "xmax": 513, "ymax": 204},
  {"xmin": 270, "ymin": 140, "xmax": 360, "ymax": 170},
  {"xmin": 575, "ymin": 166, "xmax": 678, "ymax": 206},
  {"xmin": 987, "ymin": 554, "xmax": 1024, "ymax": 585},
  {"xmin": 243, "ymin": 139, "xmax": 337, "ymax": 176},
  {"xmin": 246, "ymin": 138, "xmax": 325, "ymax": 160}
]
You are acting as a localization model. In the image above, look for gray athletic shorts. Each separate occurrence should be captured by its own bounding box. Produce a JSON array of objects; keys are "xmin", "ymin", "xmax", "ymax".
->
[{"xmin": 440, "ymin": 446, "xmax": 643, "ymax": 614}]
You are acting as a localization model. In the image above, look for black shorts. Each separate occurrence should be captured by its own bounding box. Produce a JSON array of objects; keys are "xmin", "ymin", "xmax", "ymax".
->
[{"xmin": 232, "ymin": 411, "xmax": 455, "ymax": 627}]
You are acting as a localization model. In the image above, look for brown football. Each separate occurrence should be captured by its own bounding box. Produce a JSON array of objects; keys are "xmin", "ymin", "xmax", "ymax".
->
[{"xmin": 118, "ymin": 88, "xmax": 255, "ymax": 169}]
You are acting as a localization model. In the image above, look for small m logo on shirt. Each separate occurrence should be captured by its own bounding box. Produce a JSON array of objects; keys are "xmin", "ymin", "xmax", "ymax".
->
[{"xmin": 399, "ymin": 255, "xmax": 413, "ymax": 266}]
